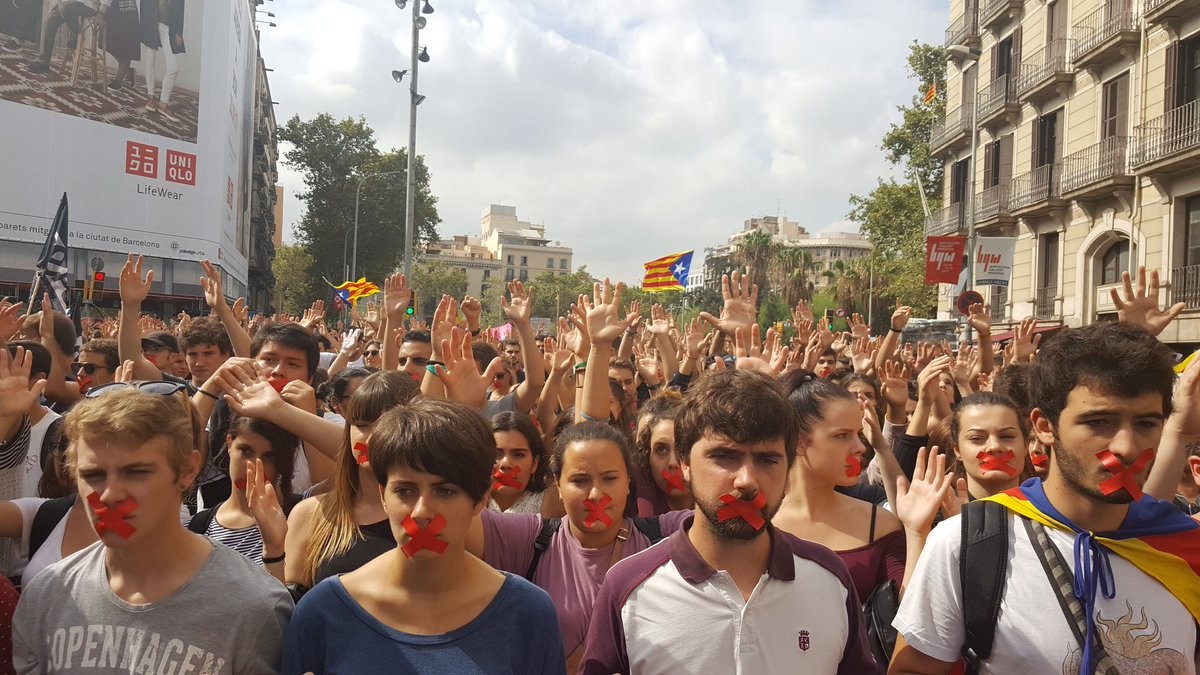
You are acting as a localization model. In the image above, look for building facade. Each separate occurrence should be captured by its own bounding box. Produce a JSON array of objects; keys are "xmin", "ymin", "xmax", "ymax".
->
[
  {"xmin": 247, "ymin": 30, "xmax": 280, "ymax": 314},
  {"xmin": 931, "ymin": 0, "xmax": 1200, "ymax": 346},
  {"xmin": 703, "ymin": 216, "xmax": 871, "ymax": 292},
  {"xmin": 418, "ymin": 204, "xmax": 573, "ymax": 298}
]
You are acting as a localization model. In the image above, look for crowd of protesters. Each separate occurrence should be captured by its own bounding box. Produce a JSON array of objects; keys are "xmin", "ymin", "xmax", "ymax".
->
[{"xmin": 0, "ymin": 252, "xmax": 1195, "ymax": 674}]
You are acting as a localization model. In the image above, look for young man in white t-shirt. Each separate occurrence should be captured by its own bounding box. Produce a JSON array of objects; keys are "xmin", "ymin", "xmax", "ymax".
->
[
  {"xmin": 891, "ymin": 321, "xmax": 1200, "ymax": 674},
  {"xmin": 13, "ymin": 384, "xmax": 292, "ymax": 673}
]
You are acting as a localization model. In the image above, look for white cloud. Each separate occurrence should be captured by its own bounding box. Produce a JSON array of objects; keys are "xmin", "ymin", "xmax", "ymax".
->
[{"xmin": 260, "ymin": 0, "xmax": 945, "ymax": 282}]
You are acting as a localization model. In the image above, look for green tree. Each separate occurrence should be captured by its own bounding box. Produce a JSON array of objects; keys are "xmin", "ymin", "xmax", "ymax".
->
[
  {"xmin": 271, "ymin": 245, "xmax": 315, "ymax": 316},
  {"xmin": 278, "ymin": 114, "xmax": 441, "ymax": 301},
  {"xmin": 527, "ymin": 267, "xmax": 598, "ymax": 319},
  {"xmin": 734, "ymin": 230, "xmax": 779, "ymax": 298},
  {"xmin": 847, "ymin": 41, "xmax": 946, "ymax": 317},
  {"xmin": 408, "ymin": 261, "xmax": 468, "ymax": 318}
]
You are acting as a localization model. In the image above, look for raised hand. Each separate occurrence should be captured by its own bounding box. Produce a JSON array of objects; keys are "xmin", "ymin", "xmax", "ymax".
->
[
  {"xmin": 460, "ymin": 295, "xmax": 482, "ymax": 332},
  {"xmin": 880, "ymin": 359, "xmax": 911, "ymax": 410},
  {"xmin": 432, "ymin": 327, "xmax": 504, "ymax": 410},
  {"xmin": 0, "ymin": 301, "xmax": 24, "ymax": 344},
  {"xmin": 501, "ymin": 281, "xmax": 534, "ymax": 326},
  {"xmin": 699, "ymin": 272, "xmax": 758, "ymax": 336},
  {"xmin": 0, "ymin": 347, "xmax": 45, "ymax": 417},
  {"xmin": 559, "ymin": 313, "xmax": 590, "ymax": 359},
  {"xmin": 895, "ymin": 446, "xmax": 953, "ymax": 535},
  {"xmin": 792, "ymin": 299, "xmax": 814, "ymax": 327},
  {"xmin": 890, "ymin": 302, "xmax": 913, "ymax": 332},
  {"xmin": 1013, "ymin": 317, "xmax": 1041, "ymax": 363},
  {"xmin": 849, "ymin": 313, "xmax": 870, "ymax": 339},
  {"xmin": 850, "ymin": 336, "xmax": 875, "ymax": 375},
  {"xmin": 583, "ymin": 278, "xmax": 625, "ymax": 344},
  {"xmin": 301, "ymin": 301, "xmax": 325, "ymax": 331},
  {"xmin": 224, "ymin": 380, "xmax": 287, "ymax": 420},
  {"xmin": 114, "ymin": 359, "xmax": 136, "ymax": 383},
  {"xmin": 1111, "ymin": 266, "xmax": 1184, "ymax": 337},
  {"xmin": 429, "ymin": 295, "xmax": 459, "ymax": 358},
  {"xmin": 648, "ymin": 304, "xmax": 671, "ymax": 337},
  {"xmin": 199, "ymin": 259, "xmax": 227, "ymax": 310},
  {"xmin": 120, "ymin": 253, "xmax": 154, "ymax": 305},
  {"xmin": 967, "ymin": 302, "xmax": 992, "ymax": 337},
  {"xmin": 244, "ymin": 458, "xmax": 287, "ymax": 557},
  {"xmin": 382, "ymin": 273, "xmax": 412, "ymax": 321},
  {"xmin": 733, "ymin": 325, "xmax": 787, "ymax": 376},
  {"xmin": 683, "ymin": 317, "xmax": 708, "ymax": 360}
]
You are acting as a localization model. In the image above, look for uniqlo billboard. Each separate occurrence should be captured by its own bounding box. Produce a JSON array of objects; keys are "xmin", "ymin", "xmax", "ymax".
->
[{"xmin": 0, "ymin": 0, "xmax": 255, "ymax": 288}]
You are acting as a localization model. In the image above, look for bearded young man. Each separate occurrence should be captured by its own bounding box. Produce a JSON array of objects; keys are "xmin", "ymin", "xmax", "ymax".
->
[
  {"xmin": 580, "ymin": 370, "xmax": 875, "ymax": 675},
  {"xmin": 891, "ymin": 321, "xmax": 1200, "ymax": 675}
]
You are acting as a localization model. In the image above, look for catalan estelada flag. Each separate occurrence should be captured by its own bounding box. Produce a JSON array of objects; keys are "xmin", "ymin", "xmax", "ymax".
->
[
  {"xmin": 642, "ymin": 250, "xmax": 693, "ymax": 292},
  {"xmin": 985, "ymin": 479, "xmax": 1200, "ymax": 623},
  {"xmin": 326, "ymin": 277, "xmax": 381, "ymax": 304}
]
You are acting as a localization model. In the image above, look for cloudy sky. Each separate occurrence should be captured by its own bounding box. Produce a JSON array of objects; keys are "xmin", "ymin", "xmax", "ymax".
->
[{"xmin": 259, "ymin": 0, "xmax": 946, "ymax": 285}]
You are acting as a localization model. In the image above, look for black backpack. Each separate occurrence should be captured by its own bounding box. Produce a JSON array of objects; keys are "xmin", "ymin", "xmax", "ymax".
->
[
  {"xmin": 28, "ymin": 494, "xmax": 75, "ymax": 562},
  {"xmin": 959, "ymin": 500, "xmax": 1010, "ymax": 674},
  {"xmin": 524, "ymin": 516, "xmax": 664, "ymax": 581}
]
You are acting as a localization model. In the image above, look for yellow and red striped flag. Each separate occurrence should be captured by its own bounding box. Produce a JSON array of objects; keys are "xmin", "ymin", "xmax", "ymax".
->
[
  {"xmin": 923, "ymin": 83, "xmax": 937, "ymax": 105},
  {"xmin": 642, "ymin": 251, "xmax": 693, "ymax": 292},
  {"xmin": 327, "ymin": 277, "xmax": 381, "ymax": 304}
]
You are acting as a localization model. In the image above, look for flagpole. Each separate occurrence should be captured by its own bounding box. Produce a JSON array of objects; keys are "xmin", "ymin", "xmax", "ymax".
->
[{"xmin": 26, "ymin": 271, "xmax": 43, "ymax": 316}]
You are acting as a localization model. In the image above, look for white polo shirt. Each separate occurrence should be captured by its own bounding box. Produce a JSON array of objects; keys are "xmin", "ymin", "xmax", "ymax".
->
[{"xmin": 580, "ymin": 515, "xmax": 878, "ymax": 675}]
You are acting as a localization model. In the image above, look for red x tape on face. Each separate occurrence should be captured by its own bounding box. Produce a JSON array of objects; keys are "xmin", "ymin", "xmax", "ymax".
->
[
  {"xmin": 492, "ymin": 466, "xmax": 522, "ymax": 492},
  {"xmin": 352, "ymin": 442, "xmax": 370, "ymax": 466},
  {"xmin": 717, "ymin": 492, "xmax": 768, "ymax": 531},
  {"xmin": 660, "ymin": 468, "xmax": 687, "ymax": 495},
  {"xmin": 582, "ymin": 494, "xmax": 614, "ymax": 528},
  {"xmin": 844, "ymin": 455, "xmax": 862, "ymax": 478},
  {"xmin": 400, "ymin": 514, "xmax": 449, "ymax": 557},
  {"xmin": 86, "ymin": 492, "xmax": 138, "ymax": 540},
  {"xmin": 1096, "ymin": 448, "xmax": 1155, "ymax": 501},
  {"xmin": 977, "ymin": 450, "xmax": 1019, "ymax": 476},
  {"xmin": 1030, "ymin": 452, "xmax": 1049, "ymax": 469},
  {"xmin": 268, "ymin": 375, "xmax": 288, "ymax": 393}
]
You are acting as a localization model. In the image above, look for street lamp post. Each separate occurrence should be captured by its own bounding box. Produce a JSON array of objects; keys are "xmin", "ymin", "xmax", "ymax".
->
[
  {"xmin": 394, "ymin": 0, "xmax": 432, "ymax": 279},
  {"xmin": 948, "ymin": 44, "xmax": 981, "ymax": 344},
  {"xmin": 351, "ymin": 170, "xmax": 405, "ymax": 280}
]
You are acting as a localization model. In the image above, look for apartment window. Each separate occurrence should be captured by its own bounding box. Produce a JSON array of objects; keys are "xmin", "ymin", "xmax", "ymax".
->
[
  {"xmin": 1046, "ymin": 0, "xmax": 1067, "ymax": 43},
  {"xmin": 1185, "ymin": 197, "xmax": 1200, "ymax": 267},
  {"xmin": 950, "ymin": 158, "xmax": 969, "ymax": 204},
  {"xmin": 559, "ymin": 259, "xmax": 567, "ymax": 269},
  {"xmin": 1039, "ymin": 232, "xmax": 1060, "ymax": 291},
  {"xmin": 1181, "ymin": 35, "xmax": 1200, "ymax": 106},
  {"xmin": 482, "ymin": 269, "xmax": 490, "ymax": 279},
  {"xmin": 983, "ymin": 140, "xmax": 1001, "ymax": 189},
  {"xmin": 505, "ymin": 268, "xmax": 514, "ymax": 281},
  {"xmin": 506, "ymin": 254, "xmax": 513, "ymax": 264},
  {"xmin": 547, "ymin": 257, "xmax": 554, "ymax": 268},
  {"xmin": 519, "ymin": 269, "xmax": 528, "ymax": 282},
  {"xmin": 1033, "ymin": 110, "xmax": 1061, "ymax": 168},
  {"xmin": 1101, "ymin": 74, "xmax": 1129, "ymax": 139},
  {"xmin": 989, "ymin": 285, "xmax": 1008, "ymax": 322},
  {"xmin": 520, "ymin": 256, "xmax": 528, "ymax": 266},
  {"xmin": 1100, "ymin": 239, "xmax": 1129, "ymax": 285},
  {"xmin": 993, "ymin": 34, "xmax": 1014, "ymax": 80}
]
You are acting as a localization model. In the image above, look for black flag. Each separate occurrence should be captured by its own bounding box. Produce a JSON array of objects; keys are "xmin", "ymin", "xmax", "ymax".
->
[{"xmin": 33, "ymin": 192, "xmax": 71, "ymax": 314}]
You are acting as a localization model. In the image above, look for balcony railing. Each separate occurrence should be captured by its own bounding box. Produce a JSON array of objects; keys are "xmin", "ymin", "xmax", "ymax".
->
[
  {"xmin": 1015, "ymin": 38, "xmax": 1072, "ymax": 99},
  {"xmin": 1145, "ymin": 0, "xmax": 1171, "ymax": 11},
  {"xmin": 1035, "ymin": 285, "xmax": 1057, "ymax": 319},
  {"xmin": 1133, "ymin": 98, "xmax": 1200, "ymax": 167},
  {"xmin": 946, "ymin": 3, "xmax": 979, "ymax": 46},
  {"xmin": 978, "ymin": 74, "xmax": 1016, "ymax": 122},
  {"xmin": 976, "ymin": 183, "xmax": 1012, "ymax": 223},
  {"xmin": 1073, "ymin": 1, "xmax": 1135, "ymax": 62},
  {"xmin": 926, "ymin": 202, "xmax": 965, "ymax": 236},
  {"xmin": 980, "ymin": 0, "xmax": 1019, "ymax": 30},
  {"xmin": 1010, "ymin": 163, "xmax": 1061, "ymax": 210},
  {"xmin": 930, "ymin": 104, "xmax": 974, "ymax": 152},
  {"xmin": 1173, "ymin": 264, "xmax": 1200, "ymax": 309},
  {"xmin": 1061, "ymin": 136, "xmax": 1129, "ymax": 194},
  {"xmin": 989, "ymin": 285, "xmax": 1008, "ymax": 322}
]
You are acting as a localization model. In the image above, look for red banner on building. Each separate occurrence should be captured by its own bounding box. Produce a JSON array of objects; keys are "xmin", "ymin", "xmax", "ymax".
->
[{"xmin": 925, "ymin": 236, "xmax": 966, "ymax": 285}]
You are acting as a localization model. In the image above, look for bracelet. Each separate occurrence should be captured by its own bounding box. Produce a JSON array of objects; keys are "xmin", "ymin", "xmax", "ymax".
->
[
  {"xmin": 426, "ymin": 360, "xmax": 445, "ymax": 367},
  {"xmin": 261, "ymin": 552, "xmax": 285, "ymax": 565},
  {"xmin": 573, "ymin": 363, "xmax": 588, "ymax": 372},
  {"xmin": 197, "ymin": 389, "xmax": 219, "ymax": 400}
]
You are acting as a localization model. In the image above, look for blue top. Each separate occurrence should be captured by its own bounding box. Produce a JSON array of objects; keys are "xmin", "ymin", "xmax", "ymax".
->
[{"xmin": 282, "ymin": 572, "xmax": 565, "ymax": 675}]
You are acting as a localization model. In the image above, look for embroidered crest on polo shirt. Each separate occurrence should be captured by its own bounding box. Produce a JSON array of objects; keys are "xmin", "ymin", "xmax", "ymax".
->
[{"xmin": 798, "ymin": 629, "xmax": 810, "ymax": 652}]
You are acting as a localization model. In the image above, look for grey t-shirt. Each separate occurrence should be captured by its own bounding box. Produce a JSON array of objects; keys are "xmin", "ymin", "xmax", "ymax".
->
[{"xmin": 13, "ymin": 540, "xmax": 293, "ymax": 674}]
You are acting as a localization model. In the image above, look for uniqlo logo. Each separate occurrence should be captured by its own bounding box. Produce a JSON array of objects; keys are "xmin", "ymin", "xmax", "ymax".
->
[
  {"xmin": 165, "ymin": 150, "xmax": 197, "ymax": 186},
  {"xmin": 125, "ymin": 142, "xmax": 158, "ymax": 178}
]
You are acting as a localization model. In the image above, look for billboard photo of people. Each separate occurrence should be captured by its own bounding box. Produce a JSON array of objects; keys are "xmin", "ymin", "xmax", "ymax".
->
[{"xmin": 0, "ymin": 0, "xmax": 204, "ymax": 143}]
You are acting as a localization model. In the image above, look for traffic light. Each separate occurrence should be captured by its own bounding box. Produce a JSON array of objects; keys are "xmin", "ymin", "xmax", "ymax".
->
[
  {"xmin": 92, "ymin": 271, "xmax": 106, "ymax": 299},
  {"xmin": 406, "ymin": 295, "xmax": 416, "ymax": 317}
]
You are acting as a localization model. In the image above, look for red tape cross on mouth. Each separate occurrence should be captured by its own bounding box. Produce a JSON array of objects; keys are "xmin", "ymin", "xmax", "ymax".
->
[
  {"xmin": 401, "ymin": 514, "xmax": 448, "ymax": 557},
  {"xmin": 977, "ymin": 450, "xmax": 1019, "ymax": 476},
  {"xmin": 1097, "ymin": 448, "xmax": 1155, "ymax": 501},
  {"xmin": 353, "ymin": 442, "xmax": 370, "ymax": 466},
  {"xmin": 717, "ymin": 492, "xmax": 767, "ymax": 530},
  {"xmin": 582, "ymin": 494, "xmax": 614, "ymax": 528},
  {"xmin": 492, "ymin": 466, "xmax": 522, "ymax": 491},
  {"xmin": 86, "ymin": 493, "xmax": 138, "ymax": 539},
  {"xmin": 661, "ymin": 468, "xmax": 686, "ymax": 494},
  {"xmin": 1031, "ymin": 452, "xmax": 1049, "ymax": 469},
  {"xmin": 845, "ymin": 455, "xmax": 862, "ymax": 478}
]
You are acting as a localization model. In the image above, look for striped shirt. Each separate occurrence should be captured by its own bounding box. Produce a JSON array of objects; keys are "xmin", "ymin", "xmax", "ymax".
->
[{"xmin": 201, "ymin": 515, "xmax": 264, "ymax": 566}]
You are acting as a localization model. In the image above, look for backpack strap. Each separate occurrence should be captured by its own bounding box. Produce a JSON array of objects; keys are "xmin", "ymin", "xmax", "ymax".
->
[
  {"xmin": 29, "ymin": 494, "xmax": 75, "ymax": 561},
  {"xmin": 960, "ymin": 500, "xmax": 1010, "ymax": 674},
  {"xmin": 524, "ymin": 518, "xmax": 561, "ymax": 581},
  {"xmin": 38, "ymin": 416, "xmax": 64, "ymax": 476},
  {"xmin": 631, "ymin": 516, "xmax": 663, "ymax": 545},
  {"xmin": 186, "ymin": 506, "xmax": 218, "ymax": 535}
]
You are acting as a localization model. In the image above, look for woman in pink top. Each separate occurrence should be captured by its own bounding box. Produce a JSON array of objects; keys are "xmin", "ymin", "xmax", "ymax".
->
[{"xmin": 466, "ymin": 422, "xmax": 688, "ymax": 672}]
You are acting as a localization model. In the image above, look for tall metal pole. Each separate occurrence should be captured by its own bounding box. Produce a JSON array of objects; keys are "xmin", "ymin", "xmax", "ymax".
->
[
  {"xmin": 352, "ymin": 179, "xmax": 364, "ymax": 280},
  {"xmin": 403, "ymin": 0, "xmax": 420, "ymax": 279},
  {"xmin": 867, "ymin": 257, "xmax": 875, "ymax": 329},
  {"xmin": 964, "ymin": 59, "xmax": 980, "ymax": 345}
]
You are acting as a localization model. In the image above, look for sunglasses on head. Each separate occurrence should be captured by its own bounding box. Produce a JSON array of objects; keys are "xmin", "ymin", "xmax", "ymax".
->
[
  {"xmin": 364, "ymin": 350, "xmax": 380, "ymax": 357},
  {"xmin": 71, "ymin": 362, "xmax": 104, "ymax": 376},
  {"xmin": 85, "ymin": 380, "xmax": 190, "ymax": 399}
]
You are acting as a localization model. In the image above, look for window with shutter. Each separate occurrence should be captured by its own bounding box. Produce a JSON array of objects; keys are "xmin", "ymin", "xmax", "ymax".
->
[
  {"xmin": 1102, "ymin": 74, "xmax": 1129, "ymax": 139},
  {"xmin": 1165, "ymin": 41, "xmax": 1178, "ymax": 111}
]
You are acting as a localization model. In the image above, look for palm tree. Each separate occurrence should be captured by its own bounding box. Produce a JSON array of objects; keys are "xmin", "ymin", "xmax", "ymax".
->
[
  {"xmin": 734, "ymin": 229, "xmax": 778, "ymax": 297},
  {"xmin": 774, "ymin": 246, "xmax": 815, "ymax": 305}
]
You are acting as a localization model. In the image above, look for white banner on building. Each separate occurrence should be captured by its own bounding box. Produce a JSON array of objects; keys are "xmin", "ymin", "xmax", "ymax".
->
[
  {"xmin": 0, "ymin": 0, "xmax": 255, "ymax": 287},
  {"xmin": 974, "ymin": 237, "xmax": 1017, "ymax": 287}
]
